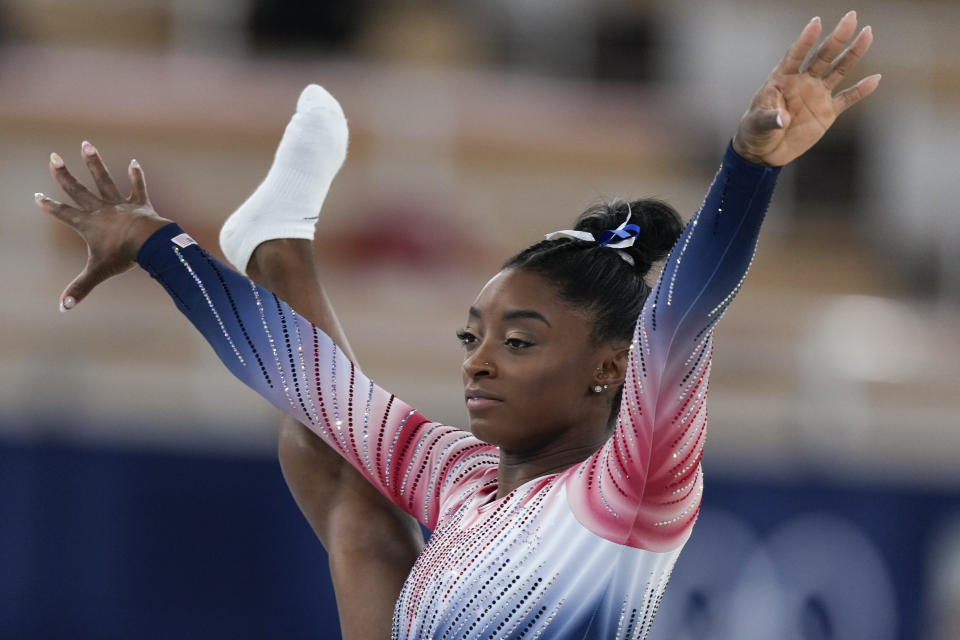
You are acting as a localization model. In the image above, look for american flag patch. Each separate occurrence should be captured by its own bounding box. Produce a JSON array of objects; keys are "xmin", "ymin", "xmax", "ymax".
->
[{"xmin": 171, "ymin": 233, "xmax": 197, "ymax": 248}]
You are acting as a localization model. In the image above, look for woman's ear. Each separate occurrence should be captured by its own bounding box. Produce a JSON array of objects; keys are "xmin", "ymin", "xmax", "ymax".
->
[{"xmin": 594, "ymin": 344, "xmax": 631, "ymax": 387}]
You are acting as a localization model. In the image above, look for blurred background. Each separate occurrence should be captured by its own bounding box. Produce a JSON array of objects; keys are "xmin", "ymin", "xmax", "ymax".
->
[{"xmin": 1, "ymin": 0, "xmax": 958, "ymax": 638}]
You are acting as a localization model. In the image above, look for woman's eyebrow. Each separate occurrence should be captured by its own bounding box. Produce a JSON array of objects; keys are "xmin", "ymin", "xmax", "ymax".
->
[
  {"xmin": 467, "ymin": 306, "xmax": 551, "ymax": 327},
  {"xmin": 503, "ymin": 309, "xmax": 551, "ymax": 326}
]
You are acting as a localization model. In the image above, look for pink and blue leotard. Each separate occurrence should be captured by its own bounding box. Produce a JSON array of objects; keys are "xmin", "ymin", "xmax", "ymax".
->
[{"xmin": 137, "ymin": 143, "xmax": 780, "ymax": 639}]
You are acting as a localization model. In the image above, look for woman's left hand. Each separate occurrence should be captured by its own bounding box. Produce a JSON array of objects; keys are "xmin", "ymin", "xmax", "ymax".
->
[
  {"xmin": 35, "ymin": 142, "xmax": 171, "ymax": 311},
  {"xmin": 733, "ymin": 11, "xmax": 880, "ymax": 167}
]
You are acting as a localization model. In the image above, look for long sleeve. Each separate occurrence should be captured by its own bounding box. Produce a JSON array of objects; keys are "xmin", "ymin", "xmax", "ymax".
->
[
  {"xmin": 565, "ymin": 143, "xmax": 781, "ymax": 551},
  {"xmin": 137, "ymin": 229, "xmax": 498, "ymax": 529}
]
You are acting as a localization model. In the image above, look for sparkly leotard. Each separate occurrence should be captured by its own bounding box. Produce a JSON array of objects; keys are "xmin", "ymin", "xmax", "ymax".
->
[{"xmin": 137, "ymin": 143, "xmax": 779, "ymax": 639}]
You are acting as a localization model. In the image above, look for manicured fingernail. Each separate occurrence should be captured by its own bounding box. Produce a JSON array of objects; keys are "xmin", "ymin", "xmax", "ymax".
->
[
  {"xmin": 864, "ymin": 25, "xmax": 872, "ymax": 35},
  {"xmin": 811, "ymin": 16, "xmax": 820, "ymax": 24},
  {"xmin": 776, "ymin": 113, "xmax": 784, "ymax": 128},
  {"xmin": 50, "ymin": 153, "xmax": 64, "ymax": 168},
  {"xmin": 59, "ymin": 296, "xmax": 75, "ymax": 312},
  {"xmin": 81, "ymin": 141, "xmax": 97, "ymax": 157},
  {"xmin": 34, "ymin": 192, "xmax": 45, "ymax": 201},
  {"xmin": 130, "ymin": 158, "xmax": 140, "ymax": 169}
]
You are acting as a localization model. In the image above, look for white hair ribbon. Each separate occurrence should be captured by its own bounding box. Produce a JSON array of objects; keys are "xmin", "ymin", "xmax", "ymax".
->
[{"xmin": 544, "ymin": 203, "xmax": 639, "ymax": 265}]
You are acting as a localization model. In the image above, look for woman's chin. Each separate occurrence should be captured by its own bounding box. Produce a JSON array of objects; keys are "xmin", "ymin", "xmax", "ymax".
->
[{"xmin": 467, "ymin": 417, "xmax": 501, "ymax": 445}]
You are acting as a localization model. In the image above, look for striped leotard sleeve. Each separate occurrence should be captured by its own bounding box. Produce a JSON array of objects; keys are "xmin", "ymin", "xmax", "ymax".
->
[
  {"xmin": 565, "ymin": 143, "xmax": 781, "ymax": 551},
  {"xmin": 136, "ymin": 232, "xmax": 497, "ymax": 530}
]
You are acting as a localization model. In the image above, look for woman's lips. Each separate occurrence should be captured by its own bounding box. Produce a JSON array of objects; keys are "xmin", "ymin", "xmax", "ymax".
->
[
  {"xmin": 465, "ymin": 388, "xmax": 503, "ymax": 411},
  {"xmin": 466, "ymin": 396, "xmax": 503, "ymax": 411}
]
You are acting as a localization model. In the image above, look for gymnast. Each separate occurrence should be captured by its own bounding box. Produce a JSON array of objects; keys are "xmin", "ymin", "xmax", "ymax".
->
[{"xmin": 35, "ymin": 12, "xmax": 878, "ymax": 639}]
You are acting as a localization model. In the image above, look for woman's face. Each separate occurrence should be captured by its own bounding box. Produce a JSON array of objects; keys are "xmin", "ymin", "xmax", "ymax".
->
[{"xmin": 459, "ymin": 268, "xmax": 606, "ymax": 453}]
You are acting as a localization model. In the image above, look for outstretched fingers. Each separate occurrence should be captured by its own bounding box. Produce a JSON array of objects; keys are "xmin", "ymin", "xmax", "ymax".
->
[
  {"xmin": 81, "ymin": 141, "xmax": 123, "ymax": 202},
  {"xmin": 127, "ymin": 159, "xmax": 149, "ymax": 205},
  {"xmin": 33, "ymin": 192, "xmax": 93, "ymax": 311},
  {"xmin": 59, "ymin": 266, "xmax": 101, "ymax": 312},
  {"xmin": 804, "ymin": 10, "xmax": 858, "ymax": 78},
  {"xmin": 833, "ymin": 73, "xmax": 882, "ymax": 115},
  {"xmin": 49, "ymin": 153, "xmax": 100, "ymax": 210},
  {"xmin": 34, "ymin": 192, "xmax": 84, "ymax": 228},
  {"xmin": 823, "ymin": 26, "xmax": 874, "ymax": 91},
  {"xmin": 37, "ymin": 143, "xmax": 161, "ymax": 313},
  {"xmin": 778, "ymin": 16, "xmax": 823, "ymax": 76}
]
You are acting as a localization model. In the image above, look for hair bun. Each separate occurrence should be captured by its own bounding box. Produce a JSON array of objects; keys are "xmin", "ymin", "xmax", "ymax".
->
[{"xmin": 573, "ymin": 199, "xmax": 684, "ymax": 277}]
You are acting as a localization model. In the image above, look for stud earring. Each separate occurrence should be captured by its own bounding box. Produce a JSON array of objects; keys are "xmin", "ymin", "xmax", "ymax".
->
[{"xmin": 593, "ymin": 384, "xmax": 608, "ymax": 393}]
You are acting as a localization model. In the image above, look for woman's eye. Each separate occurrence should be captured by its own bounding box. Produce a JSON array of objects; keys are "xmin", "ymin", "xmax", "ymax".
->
[
  {"xmin": 456, "ymin": 329, "xmax": 477, "ymax": 346},
  {"xmin": 505, "ymin": 338, "xmax": 532, "ymax": 350}
]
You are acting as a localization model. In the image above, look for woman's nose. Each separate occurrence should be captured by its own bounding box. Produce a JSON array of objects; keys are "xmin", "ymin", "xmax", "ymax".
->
[{"xmin": 463, "ymin": 350, "xmax": 496, "ymax": 378}]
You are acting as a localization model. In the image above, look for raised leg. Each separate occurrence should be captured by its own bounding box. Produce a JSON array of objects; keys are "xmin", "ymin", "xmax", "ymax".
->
[
  {"xmin": 247, "ymin": 241, "xmax": 423, "ymax": 640},
  {"xmin": 222, "ymin": 85, "xmax": 424, "ymax": 638}
]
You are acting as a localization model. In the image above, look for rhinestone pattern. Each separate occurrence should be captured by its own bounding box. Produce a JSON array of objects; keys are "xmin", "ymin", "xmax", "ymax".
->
[
  {"xmin": 249, "ymin": 280, "xmax": 296, "ymax": 414},
  {"xmin": 202, "ymin": 253, "xmax": 273, "ymax": 387},
  {"xmin": 565, "ymin": 145, "xmax": 779, "ymax": 555},
  {"xmin": 387, "ymin": 478, "xmax": 685, "ymax": 639},
  {"xmin": 172, "ymin": 246, "xmax": 244, "ymax": 366}
]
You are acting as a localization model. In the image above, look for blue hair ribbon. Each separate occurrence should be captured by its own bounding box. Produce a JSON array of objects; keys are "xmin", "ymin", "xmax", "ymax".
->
[
  {"xmin": 543, "ymin": 203, "xmax": 638, "ymax": 264},
  {"xmin": 597, "ymin": 223, "xmax": 641, "ymax": 248}
]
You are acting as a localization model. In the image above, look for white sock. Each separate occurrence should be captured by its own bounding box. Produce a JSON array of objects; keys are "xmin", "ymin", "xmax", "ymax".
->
[{"xmin": 219, "ymin": 84, "xmax": 348, "ymax": 274}]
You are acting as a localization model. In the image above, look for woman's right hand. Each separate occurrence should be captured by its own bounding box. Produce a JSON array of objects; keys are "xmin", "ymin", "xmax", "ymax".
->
[{"xmin": 35, "ymin": 141, "xmax": 171, "ymax": 312}]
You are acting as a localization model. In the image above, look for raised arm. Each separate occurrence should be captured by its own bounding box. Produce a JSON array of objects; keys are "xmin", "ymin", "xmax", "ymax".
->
[
  {"xmin": 565, "ymin": 12, "xmax": 879, "ymax": 551},
  {"xmin": 35, "ymin": 148, "xmax": 496, "ymax": 531}
]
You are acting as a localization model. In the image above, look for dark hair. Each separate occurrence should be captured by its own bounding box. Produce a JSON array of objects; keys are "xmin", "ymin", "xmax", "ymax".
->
[
  {"xmin": 503, "ymin": 198, "xmax": 684, "ymax": 345},
  {"xmin": 503, "ymin": 198, "xmax": 683, "ymax": 425}
]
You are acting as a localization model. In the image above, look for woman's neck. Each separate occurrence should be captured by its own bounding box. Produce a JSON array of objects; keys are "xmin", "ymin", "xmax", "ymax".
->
[{"xmin": 495, "ymin": 433, "xmax": 609, "ymax": 499}]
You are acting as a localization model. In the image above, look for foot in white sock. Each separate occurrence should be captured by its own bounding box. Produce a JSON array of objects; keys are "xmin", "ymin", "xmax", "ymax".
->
[{"xmin": 219, "ymin": 84, "xmax": 348, "ymax": 274}]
